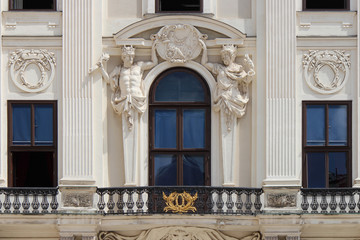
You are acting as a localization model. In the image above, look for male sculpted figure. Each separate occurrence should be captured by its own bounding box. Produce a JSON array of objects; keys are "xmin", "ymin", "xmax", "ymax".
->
[
  {"xmin": 97, "ymin": 44, "xmax": 158, "ymax": 130},
  {"xmin": 201, "ymin": 43, "xmax": 255, "ymax": 130}
]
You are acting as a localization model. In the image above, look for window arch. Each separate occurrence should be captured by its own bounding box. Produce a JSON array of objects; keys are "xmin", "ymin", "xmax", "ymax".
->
[{"xmin": 149, "ymin": 67, "xmax": 211, "ymax": 186}]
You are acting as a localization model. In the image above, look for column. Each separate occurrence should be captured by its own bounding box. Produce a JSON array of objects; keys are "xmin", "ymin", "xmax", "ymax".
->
[
  {"xmin": 0, "ymin": 1, "xmax": 4, "ymax": 186},
  {"xmin": 60, "ymin": 0, "xmax": 102, "ymax": 209},
  {"xmin": 353, "ymin": 0, "xmax": 360, "ymax": 187},
  {"xmin": 263, "ymin": 0, "xmax": 299, "ymax": 186}
]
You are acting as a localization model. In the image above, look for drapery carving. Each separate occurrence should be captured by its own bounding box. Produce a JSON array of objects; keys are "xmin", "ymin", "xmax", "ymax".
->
[
  {"xmin": 201, "ymin": 44, "xmax": 255, "ymax": 131},
  {"xmin": 99, "ymin": 227, "xmax": 261, "ymax": 240}
]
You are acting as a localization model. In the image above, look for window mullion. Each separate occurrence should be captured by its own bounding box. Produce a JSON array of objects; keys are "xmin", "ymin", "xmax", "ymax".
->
[{"xmin": 325, "ymin": 104, "xmax": 329, "ymax": 146}]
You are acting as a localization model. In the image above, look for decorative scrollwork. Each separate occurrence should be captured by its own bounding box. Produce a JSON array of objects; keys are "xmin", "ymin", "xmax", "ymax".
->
[
  {"xmin": 8, "ymin": 49, "xmax": 56, "ymax": 93},
  {"xmin": 303, "ymin": 50, "xmax": 350, "ymax": 94},
  {"xmin": 163, "ymin": 191, "xmax": 198, "ymax": 213}
]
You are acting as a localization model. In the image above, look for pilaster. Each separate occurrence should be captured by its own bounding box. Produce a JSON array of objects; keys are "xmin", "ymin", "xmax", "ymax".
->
[
  {"xmin": 61, "ymin": 0, "xmax": 102, "ymax": 186},
  {"xmin": 353, "ymin": 0, "xmax": 360, "ymax": 187},
  {"xmin": 263, "ymin": 0, "xmax": 300, "ymax": 187}
]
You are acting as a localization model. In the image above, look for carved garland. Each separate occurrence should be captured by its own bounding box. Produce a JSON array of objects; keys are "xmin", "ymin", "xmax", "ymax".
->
[
  {"xmin": 8, "ymin": 49, "xmax": 56, "ymax": 93},
  {"xmin": 303, "ymin": 50, "xmax": 350, "ymax": 94}
]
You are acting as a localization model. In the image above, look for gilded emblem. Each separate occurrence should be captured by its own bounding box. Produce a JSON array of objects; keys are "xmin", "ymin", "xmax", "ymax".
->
[{"xmin": 162, "ymin": 191, "xmax": 198, "ymax": 213}]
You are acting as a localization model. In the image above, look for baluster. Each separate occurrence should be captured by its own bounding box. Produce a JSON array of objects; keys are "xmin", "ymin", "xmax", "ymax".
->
[
  {"xmin": 0, "ymin": 191, "xmax": 3, "ymax": 213},
  {"xmin": 13, "ymin": 193, "xmax": 21, "ymax": 214},
  {"xmin": 50, "ymin": 193, "xmax": 58, "ymax": 213},
  {"xmin": 32, "ymin": 194, "xmax": 40, "ymax": 214},
  {"xmin": 348, "ymin": 193, "xmax": 356, "ymax": 213},
  {"xmin": 320, "ymin": 193, "xmax": 328, "ymax": 214},
  {"xmin": 146, "ymin": 188, "xmax": 152, "ymax": 214},
  {"xmin": 225, "ymin": 190, "xmax": 234, "ymax": 214},
  {"xmin": 126, "ymin": 190, "xmax": 134, "ymax": 214},
  {"xmin": 4, "ymin": 193, "xmax": 11, "ymax": 214},
  {"xmin": 329, "ymin": 193, "xmax": 337, "ymax": 214},
  {"xmin": 136, "ymin": 190, "xmax": 144, "ymax": 214},
  {"xmin": 339, "ymin": 193, "xmax": 347, "ymax": 213},
  {"xmin": 244, "ymin": 191, "xmax": 252, "ymax": 215},
  {"xmin": 116, "ymin": 190, "xmax": 125, "ymax": 214},
  {"xmin": 107, "ymin": 192, "xmax": 115, "ymax": 214},
  {"xmin": 254, "ymin": 191, "xmax": 262, "ymax": 214},
  {"xmin": 310, "ymin": 194, "xmax": 319, "ymax": 213},
  {"xmin": 41, "ymin": 194, "xmax": 50, "ymax": 213},
  {"xmin": 216, "ymin": 190, "xmax": 224, "ymax": 214},
  {"xmin": 235, "ymin": 191, "xmax": 243, "ymax": 214},
  {"xmin": 22, "ymin": 194, "xmax": 30, "ymax": 214},
  {"xmin": 205, "ymin": 189, "xmax": 214, "ymax": 214},
  {"xmin": 97, "ymin": 191, "xmax": 105, "ymax": 214},
  {"xmin": 301, "ymin": 193, "xmax": 309, "ymax": 213}
]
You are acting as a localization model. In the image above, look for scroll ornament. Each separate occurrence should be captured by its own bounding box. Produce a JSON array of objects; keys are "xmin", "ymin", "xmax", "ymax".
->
[
  {"xmin": 8, "ymin": 49, "xmax": 56, "ymax": 93},
  {"xmin": 99, "ymin": 228, "xmax": 261, "ymax": 240},
  {"xmin": 303, "ymin": 50, "xmax": 350, "ymax": 94},
  {"xmin": 151, "ymin": 24, "xmax": 208, "ymax": 63}
]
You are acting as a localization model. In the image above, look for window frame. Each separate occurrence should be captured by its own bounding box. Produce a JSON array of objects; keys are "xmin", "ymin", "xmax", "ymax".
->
[
  {"xmin": 9, "ymin": 0, "xmax": 57, "ymax": 11},
  {"xmin": 8, "ymin": 100, "xmax": 57, "ymax": 187},
  {"xmin": 302, "ymin": 101, "xmax": 352, "ymax": 188},
  {"xmin": 148, "ymin": 67, "xmax": 211, "ymax": 186},
  {"xmin": 302, "ymin": 0, "xmax": 350, "ymax": 11},
  {"xmin": 155, "ymin": 0, "xmax": 203, "ymax": 13}
]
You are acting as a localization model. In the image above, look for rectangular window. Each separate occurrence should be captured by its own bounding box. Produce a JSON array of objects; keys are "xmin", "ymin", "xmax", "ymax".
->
[
  {"xmin": 303, "ymin": 101, "xmax": 351, "ymax": 188},
  {"xmin": 9, "ymin": 0, "xmax": 56, "ymax": 11},
  {"xmin": 155, "ymin": 0, "xmax": 202, "ymax": 13},
  {"xmin": 8, "ymin": 101, "xmax": 57, "ymax": 187},
  {"xmin": 303, "ymin": 0, "xmax": 349, "ymax": 11}
]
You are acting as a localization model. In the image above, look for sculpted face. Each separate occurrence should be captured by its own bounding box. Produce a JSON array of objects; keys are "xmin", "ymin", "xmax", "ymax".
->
[
  {"xmin": 221, "ymin": 51, "xmax": 235, "ymax": 66},
  {"xmin": 122, "ymin": 53, "xmax": 135, "ymax": 66}
]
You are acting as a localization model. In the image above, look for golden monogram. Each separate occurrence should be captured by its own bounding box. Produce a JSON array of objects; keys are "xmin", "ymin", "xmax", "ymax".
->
[{"xmin": 162, "ymin": 191, "xmax": 198, "ymax": 213}]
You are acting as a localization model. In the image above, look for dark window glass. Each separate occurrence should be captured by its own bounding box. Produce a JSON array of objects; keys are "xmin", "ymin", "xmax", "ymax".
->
[
  {"xmin": 157, "ymin": 0, "xmax": 202, "ymax": 12},
  {"xmin": 303, "ymin": 101, "xmax": 351, "ymax": 188},
  {"xmin": 155, "ymin": 71, "xmax": 205, "ymax": 102},
  {"xmin": 12, "ymin": 105, "xmax": 31, "ymax": 145},
  {"xmin": 183, "ymin": 109, "xmax": 205, "ymax": 149},
  {"xmin": 183, "ymin": 155, "xmax": 205, "ymax": 185},
  {"xmin": 154, "ymin": 154, "xmax": 177, "ymax": 186},
  {"xmin": 35, "ymin": 104, "xmax": 53, "ymax": 145},
  {"xmin": 307, "ymin": 152, "xmax": 326, "ymax": 188},
  {"xmin": 303, "ymin": 0, "xmax": 349, "ymax": 10},
  {"xmin": 150, "ymin": 68, "xmax": 210, "ymax": 186},
  {"xmin": 10, "ymin": 0, "xmax": 55, "ymax": 10},
  {"xmin": 8, "ymin": 101, "xmax": 57, "ymax": 187},
  {"xmin": 329, "ymin": 152, "xmax": 348, "ymax": 187},
  {"xmin": 155, "ymin": 110, "xmax": 177, "ymax": 148},
  {"xmin": 306, "ymin": 105, "xmax": 325, "ymax": 146}
]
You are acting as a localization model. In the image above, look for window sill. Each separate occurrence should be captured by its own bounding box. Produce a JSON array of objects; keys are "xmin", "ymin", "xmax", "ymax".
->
[{"xmin": 3, "ymin": 11, "xmax": 62, "ymax": 36}]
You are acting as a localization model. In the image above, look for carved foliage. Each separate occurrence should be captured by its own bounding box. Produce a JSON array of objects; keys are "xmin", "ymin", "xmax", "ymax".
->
[
  {"xmin": 99, "ymin": 228, "xmax": 261, "ymax": 240},
  {"xmin": 303, "ymin": 50, "xmax": 350, "ymax": 94},
  {"xmin": 62, "ymin": 192, "xmax": 93, "ymax": 208},
  {"xmin": 8, "ymin": 49, "xmax": 56, "ymax": 93},
  {"xmin": 163, "ymin": 191, "xmax": 198, "ymax": 213},
  {"xmin": 151, "ymin": 24, "xmax": 208, "ymax": 63}
]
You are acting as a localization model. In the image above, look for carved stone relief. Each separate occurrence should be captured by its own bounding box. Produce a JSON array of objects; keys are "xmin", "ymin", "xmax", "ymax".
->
[
  {"xmin": 151, "ymin": 24, "xmax": 208, "ymax": 63},
  {"xmin": 8, "ymin": 49, "xmax": 56, "ymax": 92},
  {"xmin": 303, "ymin": 50, "xmax": 350, "ymax": 94},
  {"xmin": 99, "ymin": 228, "xmax": 261, "ymax": 240},
  {"xmin": 62, "ymin": 192, "xmax": 93, "ymax": 208},
  {"xmin": 267, "ymin": 193, "xmax": 296, "ymax": 208}
]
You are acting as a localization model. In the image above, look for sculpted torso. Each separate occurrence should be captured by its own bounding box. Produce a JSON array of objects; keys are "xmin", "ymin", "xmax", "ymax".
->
[{"xmin": 119, "ymin": 64, "xmax": 144, "ymax": 97}]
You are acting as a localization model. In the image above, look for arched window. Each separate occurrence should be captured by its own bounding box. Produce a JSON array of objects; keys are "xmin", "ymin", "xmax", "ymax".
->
[{"xmin": 149, "ymin": 68, "xmax": 211, "ymax": 186}]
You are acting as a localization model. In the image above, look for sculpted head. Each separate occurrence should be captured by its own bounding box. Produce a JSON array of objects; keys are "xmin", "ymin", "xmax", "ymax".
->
[
  {"xmin": 221, "ymin": 44, "xmax": 237, "ymax": 66},
  {"xmin": 121, "ymin": 45, "xmax": 135, "ymax": 66}
]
